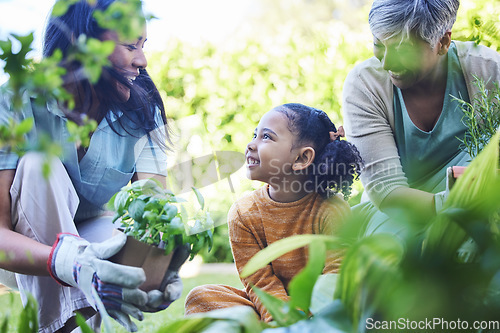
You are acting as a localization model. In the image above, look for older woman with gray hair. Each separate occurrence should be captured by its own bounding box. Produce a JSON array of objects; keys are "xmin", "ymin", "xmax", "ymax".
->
[{"xmin": 342, "ymin": 0, "xmax": 500, "ymax": 234}]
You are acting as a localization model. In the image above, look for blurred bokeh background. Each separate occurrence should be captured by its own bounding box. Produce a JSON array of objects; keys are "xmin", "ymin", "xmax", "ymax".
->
[{"xmin": 0, "ymin": 0, "xmax": 498, "ymax": 264}]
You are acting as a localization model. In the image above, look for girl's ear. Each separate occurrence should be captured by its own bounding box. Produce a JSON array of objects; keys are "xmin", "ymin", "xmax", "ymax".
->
[{"xmin": 292, "ymin": 147, "xmax": 315, "ymax": 171}]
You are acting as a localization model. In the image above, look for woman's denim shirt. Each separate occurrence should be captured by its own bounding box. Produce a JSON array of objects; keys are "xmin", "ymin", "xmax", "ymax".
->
[{"xmin": 0, "ymin": 89, "xmax": 168, "ymax": 222}]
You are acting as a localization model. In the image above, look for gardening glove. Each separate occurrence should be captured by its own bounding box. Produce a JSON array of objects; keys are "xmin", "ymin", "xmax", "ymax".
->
[
  {"xmin": 434, "ymin": 167, "xmax": 455, "ymax": 213},
  {"xmin": 141, "ymin": 244, "xmax": 190, "ymax": 312},
  {"xmin": 48, "ymin": 232, "xmax": 148, "ymax": 332},
  {"xmin": 434, "ymin": 190, "xmax": 448, "ymax": 213}
]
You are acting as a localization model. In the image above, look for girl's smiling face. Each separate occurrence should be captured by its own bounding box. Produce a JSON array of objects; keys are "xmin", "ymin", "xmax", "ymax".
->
[{"xmin": 245, "ymin": 110, "xmax": 301, "ymax": 184}]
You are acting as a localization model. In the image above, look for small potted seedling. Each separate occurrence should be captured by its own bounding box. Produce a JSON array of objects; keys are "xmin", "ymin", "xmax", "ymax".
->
[{"xmin": 107, "ymin": 179, "xmax": 213, "ymax": 291}]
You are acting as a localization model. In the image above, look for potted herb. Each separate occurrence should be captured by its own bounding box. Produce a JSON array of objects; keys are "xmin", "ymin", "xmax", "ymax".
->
[
  {"xmin": 449, "ymin": 78, "xmax": 500, "ymax": 186},
  {"xmin": 456, "ymin": 78, "xmax": 499, "ymax": 160},
  {"xmin": 107, "ymin": 179, "xmax": 214, "ymax": 291}
]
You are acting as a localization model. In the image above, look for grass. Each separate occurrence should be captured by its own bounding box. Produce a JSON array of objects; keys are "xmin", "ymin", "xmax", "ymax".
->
[{"xmin": 0, "ymin": 269, "xmax": 243, "ymax": 332}]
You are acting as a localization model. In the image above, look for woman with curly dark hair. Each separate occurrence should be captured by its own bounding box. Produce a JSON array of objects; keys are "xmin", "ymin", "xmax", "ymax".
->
[{"xmin": 184, "ymin": 103, "xmax": 363, "ymax": 322}]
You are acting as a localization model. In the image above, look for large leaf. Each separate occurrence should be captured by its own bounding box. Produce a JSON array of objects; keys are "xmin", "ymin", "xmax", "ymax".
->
[
  {"xmin": 13, "ymin": 117, "xmax": 33, "ymax": 136},
  {"xmin": 252, "ymin": 286, "xmax": 306, "ymax": 327},
  {"xmin": 17, "ymin": 294, "xmax": 38, "ymax": 333},
  {"xmin": 0, "ymin": 318, "xmax": 7, "ymax": 333},
  {"xmin": 109, "ymin": 190, "xmax": 130, "ymax": 215},
  {"xmin": 261, "ymin": 300, "xmax": 352, "ymax": 333},
  {"xmin": 128, "ymin": 198, "xmax": 146, "ymax": 222},
  {"xmin": 156, "ymin": 306, "xmax": 263, "ymax": 333},
  {"xmin": 288, "ymin": 241, "xmax": 326, "ymax": 312},
  {"xmin": 198, "ymin": 305, "xmax": 263, "ymax": 333},
  {"xmin": 335, "ymin": 234, "xmax": 404, "ymax": 325},
  {"xmin": 246, "ymin": 241, "xmax": 328, "ymax": 327},
  {"xmin": 50, "ymin": 0, "xmax": 79, "ymax": 17},
  {"xmin": 75, "ymin": 313, "xmax": 95, "ymax": 333},
  {"xmin": 131, "ymin": 178, "xmax": 165, "ymax": 196},
  {"xmin": 241, "ymin": 234, "xmax": 338, "ymax": 278},
  {"xmin": 155, "ymin": 317, "xmax": 217, "ymax": 333},
  {"xmin": 424, "ymin": 131, "xmax": 500, "ymax": 258},
  {"xmin": 310, "ymin": 274, "xmax": 337, "ymax": 315},
  {"xmin": 201, "ymin": 321, "xmax": 245, "ymax": 333},
  {"xmin": 192, "ymin": 187, "xmax": 205, "ymax": 210}
]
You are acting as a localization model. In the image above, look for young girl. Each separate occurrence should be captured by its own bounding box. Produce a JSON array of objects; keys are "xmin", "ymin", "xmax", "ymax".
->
[{"xmin": 184, "ymin": 103, "xmax": 363, "ymax": 322}]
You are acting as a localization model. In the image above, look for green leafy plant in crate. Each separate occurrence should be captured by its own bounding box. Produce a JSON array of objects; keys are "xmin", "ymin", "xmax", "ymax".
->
[{"xmin": 108, "ymin": 179, "xmax": 214, "ymax": 260}]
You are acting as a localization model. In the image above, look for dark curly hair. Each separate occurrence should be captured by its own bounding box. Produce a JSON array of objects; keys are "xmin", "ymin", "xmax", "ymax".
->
[
  {"xmin": 275, "ymin": 103, "xmax": 363, "ymax": 199},
  {"xmin": 43, "ymin": 0, "xmax": 170, "ymax": 150}
]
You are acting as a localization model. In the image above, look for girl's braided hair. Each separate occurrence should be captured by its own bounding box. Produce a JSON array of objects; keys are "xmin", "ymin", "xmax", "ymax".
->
[{"xmin": 276, "ymin": 103, "xmax": 363, "ymax": 199}]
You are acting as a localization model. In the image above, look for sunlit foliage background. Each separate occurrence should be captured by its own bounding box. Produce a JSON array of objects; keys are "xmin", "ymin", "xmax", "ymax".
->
[
  {"xmin": 0, "ymin": 0, "xmax": 497, "ymax": 264},
  {"xmin": 144, "ymin": 0, "xmax": 499, "ymax": 262}
]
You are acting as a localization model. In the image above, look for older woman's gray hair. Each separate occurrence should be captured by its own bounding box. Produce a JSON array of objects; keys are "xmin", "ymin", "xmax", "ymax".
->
[{"xmin": 368, "ymin": 0, "xmax": 459, "ymax": 47}]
